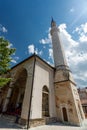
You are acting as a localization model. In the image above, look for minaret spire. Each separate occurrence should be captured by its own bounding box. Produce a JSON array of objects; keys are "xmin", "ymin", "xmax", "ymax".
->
[{"xmin": 50, "ymin": 18, "xmax": 68, "ymax": 70}]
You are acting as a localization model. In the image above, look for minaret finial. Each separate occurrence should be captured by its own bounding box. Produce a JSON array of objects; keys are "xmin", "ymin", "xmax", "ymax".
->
[
  {"xmin": 51, "ymin": 16, "xmax": 54, "ymax": 22},
  {"xmin": 51, "ymin": 17, "xmax": 56, "ymax": 27}
]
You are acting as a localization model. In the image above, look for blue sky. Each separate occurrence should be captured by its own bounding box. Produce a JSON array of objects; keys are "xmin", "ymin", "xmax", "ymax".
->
[{"xmin": 0, "ymin": 0, "xmax": 87, "ymax": 88}]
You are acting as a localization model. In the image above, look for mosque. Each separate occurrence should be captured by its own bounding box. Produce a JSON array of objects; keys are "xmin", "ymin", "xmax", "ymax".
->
[{"xmin": 0, "ymin": 19, "xmax": 85, "ymax": 127}]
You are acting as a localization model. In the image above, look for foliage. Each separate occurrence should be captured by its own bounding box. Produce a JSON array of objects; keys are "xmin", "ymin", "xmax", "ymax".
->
[
  {"xmin": 0, "ymin": 77, "xmax": 11, "ymax": 87},
  {"xmin": 0, "ymin": 37, "xmax": 15, "ymax": 87}
]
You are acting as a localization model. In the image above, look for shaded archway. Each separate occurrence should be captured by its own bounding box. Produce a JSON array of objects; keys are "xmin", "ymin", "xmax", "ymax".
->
[
  {"xmin": 62, "ymin": 107, "xmax": 68, "ymax": 121},
  {"xmin": 42, "ymin": 86, "xmax": 49, "ymax": 117},
  {"xmin": 7, "ymin": 68, "xmax": 27, "ymax": 116}
]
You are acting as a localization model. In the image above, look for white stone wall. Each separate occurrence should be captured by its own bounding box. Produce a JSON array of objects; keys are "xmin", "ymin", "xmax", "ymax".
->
[{"xmin": 30, "ymin": 58, "xmax": 56, "ymax": 119}]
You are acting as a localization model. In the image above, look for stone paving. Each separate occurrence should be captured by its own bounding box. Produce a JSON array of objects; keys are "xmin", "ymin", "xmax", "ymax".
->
[
  {"xmin": 0, "ymin": 115, "xmax": 21, "ymax": 130},
  {"xmin": 30, "ymin": 120, "xmax": 87, "ymax": 130},
  {"xmin": 30, "ymin": 123, "xmax": 87, "ymax": 130},
  {"xmin": 0, "ymin": 115, "xmax": 87, "ymax": 130}
]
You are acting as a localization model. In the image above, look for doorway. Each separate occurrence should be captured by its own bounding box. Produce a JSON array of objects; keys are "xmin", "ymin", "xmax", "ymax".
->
[{"xmin": 62, "ymin": 107, "xmax": 68, "ymax": 121}]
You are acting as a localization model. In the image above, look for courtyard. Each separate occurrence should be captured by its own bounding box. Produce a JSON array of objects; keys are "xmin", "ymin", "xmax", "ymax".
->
[{"xmin": 0, "ymin": 115, "xmax": 87, "ymax": 130}]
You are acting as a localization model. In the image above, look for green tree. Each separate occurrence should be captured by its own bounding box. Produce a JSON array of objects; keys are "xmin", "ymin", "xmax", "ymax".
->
[{"xmin": 0, "ymin": 37, "xmax": 15, "ymax": 87}]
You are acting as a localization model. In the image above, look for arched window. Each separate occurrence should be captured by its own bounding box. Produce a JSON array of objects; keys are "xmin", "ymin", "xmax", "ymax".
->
[{"xmin": 42, "ymin": 86, "xmax": 49, "ymax": 117}]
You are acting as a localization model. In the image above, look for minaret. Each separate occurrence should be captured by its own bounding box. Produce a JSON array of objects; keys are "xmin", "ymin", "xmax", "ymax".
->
[
  {"xmin": 50, "ymin": 18, "xmax": 85, "ymax": 126},
  {"xmin": 50, "ymin": 18, "xmax": 68, "ymax": 69}
]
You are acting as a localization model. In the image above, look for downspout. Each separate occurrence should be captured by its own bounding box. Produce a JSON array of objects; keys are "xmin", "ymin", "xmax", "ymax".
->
[{"xmin": 27, "ymin": 54, "xmax": 36, "ymax": 129}]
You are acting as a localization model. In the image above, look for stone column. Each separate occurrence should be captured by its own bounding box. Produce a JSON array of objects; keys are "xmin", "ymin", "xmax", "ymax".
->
[
  {"xmin": 20, "ymin": 65, "xmax": 33, "ymax": 125},
  {"xmin": 2, "ymin": 80, "xmax": 15, "ymax": 112}
]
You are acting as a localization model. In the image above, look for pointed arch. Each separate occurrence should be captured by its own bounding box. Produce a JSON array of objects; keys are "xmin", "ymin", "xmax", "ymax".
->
[
  {"xmin": 42, "ymin": 85, "xmax": 49, "ymax": 93},
  {"xmin": 42, "ymin": 85, "xmax": 49, "ymax": 117}
]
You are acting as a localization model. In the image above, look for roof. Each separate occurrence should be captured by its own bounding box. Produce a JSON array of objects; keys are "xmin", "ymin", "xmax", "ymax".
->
[
  {"xmin": 81, "ymin": 99, "xmax": 87, "ymax": 105},
  {"xmin": 11, "ymin": 54, "xmax": 54, "ymax": 70}
]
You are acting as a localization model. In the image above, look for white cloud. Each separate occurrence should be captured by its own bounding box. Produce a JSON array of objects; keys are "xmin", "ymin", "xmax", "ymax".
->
[
  {"xmin": 39, "ymin": 39, "xmax": 47, "ymax": 44},
  {"xmin": 48, "ymin": 48, "xmax": 53, "ymax": 60},
  {"xmin": 11, "ymin": 56, "xmax": 19, "ymax": 64},
  {"xmin": 81, "ymin": 23, "xmax": 87, "ymax": 33},
  {"xmin": 70, "ymin": 53, "xmax": 87, "ymax": 65},
  {"xmin": 74, "ymin": 23, "xmax": 87, "ymax": 42},
  {"xmin": 59, "ymin": 23, "xmax": 87, "ymax": 87},
  {"xmin": 79, "ymin": 35, "xmax": 87, "ymax": 42},
  {"xmin": 59, "ymin": 23, "xmax": 87, "ymax": 63},
  {"xmin": 2, "ymin": 26, "xmax": 7, "ymax": 33},
  {"xmin": 14, "ymin": 56, "xmax": 19, "ymax": 60},
  {"xmin": 35, "ymin": 48, "xmax": 43, "ymax": 56},
  {"xmin": 28, "ymin": 44, "xmax": 35, "ymax": 54},
  {"xmin": 59, "ymin": 23, "xmax": 67, "ymax": 30},
  {"xmin": 28, "ymin": 44, "xmax": 43, "ymax": 56},
  {"xmin": 39, "ymin": 30, "xmax": 51, "ymax": 44},
  {"xmin": 11, "ymin": 59, "xmax": 17, "ymax": 64},
  {"xmin": 0, "ymin": 24, "xmax": 7, "ymax": 33},
  {"xmin": 59, "ymin": 24, "xmax": 79, "ymax": 48}
]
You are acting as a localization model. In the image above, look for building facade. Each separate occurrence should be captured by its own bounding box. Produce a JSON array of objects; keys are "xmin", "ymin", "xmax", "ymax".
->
[
  {"xmin": 0, "ymin": 19, "xmax": 85, "ymax": 127},
  {"xmin": 78, "ymin": 87, "xmax": 87, "ymax": 118}
]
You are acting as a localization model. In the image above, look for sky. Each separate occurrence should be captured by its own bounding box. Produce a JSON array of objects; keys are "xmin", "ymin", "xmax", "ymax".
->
[{"xmin": 0, "ymin": 0, "xmax": 87, "ymax": 88}]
